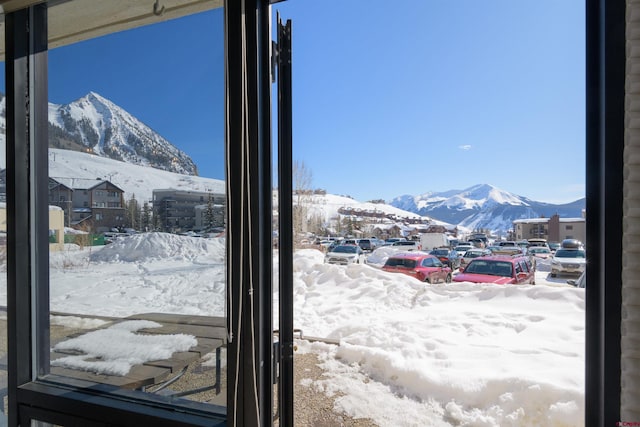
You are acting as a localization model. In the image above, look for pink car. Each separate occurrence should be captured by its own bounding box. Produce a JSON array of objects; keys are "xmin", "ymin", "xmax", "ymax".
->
[
  {"xmin": 527, "ymin": 246, "xmax": 552, "ymax": 259},
  {"xmin": 383, "ymin": 253, "xmax": 452, "ymax": 284},
  {"xmin": 453, "ymin": 255, "xmax": 536, "ymax": 285}
]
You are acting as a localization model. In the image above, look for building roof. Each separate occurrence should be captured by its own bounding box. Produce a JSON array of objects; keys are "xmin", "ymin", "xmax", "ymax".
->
[
  {"xmin": 51, "ymin": 178, "xmax": 124, "ymax": 192},
  {"xmin": 513, "ymin": 217, "xmax": 586, "ymax": 224},
  {"xmin": 49, "ymin": 178, "xmax": 74, "ymax": 192},
  {"xmin": 512, "ymin": 218, "xmax": 549, "ymax": 224},
  {"xmin": 153, "ymin": 188, "xmax": 224, "ymax": 195}
]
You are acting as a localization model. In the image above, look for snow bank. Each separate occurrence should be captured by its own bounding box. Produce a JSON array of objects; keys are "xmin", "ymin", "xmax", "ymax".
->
[
  {"xmin": 292, "ymin": 259, "xmax": 585, "ymax": 427},
  {"xmin": 90, "ymin": 232, "xmax": 225, "ymax": 263},
  {"xmin": 363, "ymin": 246, "xmax": 398, "ymax": 266},
  {"xmin": 0, "ymin": 242, "xmax": 584, "ymax": 425}
]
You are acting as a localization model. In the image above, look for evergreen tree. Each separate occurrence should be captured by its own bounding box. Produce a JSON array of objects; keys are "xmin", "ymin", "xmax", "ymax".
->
[
  {"xmin": 141, "ymin": 201, "xmax": 152, "ymax": 231},
  {"xmin": 342, "ymin": 216, "xmax": 355, "ymax": 236},
  {"xmin": 153, "ymin": 209, "xmax": 162, "ymax": 231},
  {"xmin": 204, "ymin": 193, "xmax": 216, "ymax": 231}
]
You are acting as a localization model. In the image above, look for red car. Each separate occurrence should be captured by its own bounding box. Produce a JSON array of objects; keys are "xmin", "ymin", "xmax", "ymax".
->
[
  {"xmin": 453, "ymin": 255, "xmax": 536, "ymax": 285},
  {"xmin": 382, "ymin": 253, "xmax": 452, "ymax": 283}
]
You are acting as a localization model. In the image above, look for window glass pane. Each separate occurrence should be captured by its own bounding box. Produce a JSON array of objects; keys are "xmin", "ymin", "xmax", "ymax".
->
[
  {"xmin": 45, "ymin": 0, "xmax": 226, "ymax": 414},
  {"xmin": 273, "ymin": 1, "xmax": 585, "ymax": 425}
]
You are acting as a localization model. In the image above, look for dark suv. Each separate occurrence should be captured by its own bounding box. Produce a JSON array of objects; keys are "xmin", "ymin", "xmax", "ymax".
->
[
  {"xmin": 428, "ymin": 248, "xmax": 460, "ymax": 269},
  {"xmin": 358, "ymin": 239, "xmax": 374, "ymax": 252}
]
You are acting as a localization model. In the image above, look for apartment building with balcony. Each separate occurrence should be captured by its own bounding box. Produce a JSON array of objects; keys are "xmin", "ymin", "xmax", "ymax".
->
[{"xmin": 153, "ymin": 188, "xmax": 225, "ymax": 233}]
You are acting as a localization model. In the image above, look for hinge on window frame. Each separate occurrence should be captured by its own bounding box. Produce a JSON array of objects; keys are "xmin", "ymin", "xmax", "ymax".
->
[{"xmin": 271, "ymin": 40, "xmax": 279, "ymax": 83}]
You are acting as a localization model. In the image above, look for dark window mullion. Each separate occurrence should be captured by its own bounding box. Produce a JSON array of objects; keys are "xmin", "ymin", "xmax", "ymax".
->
[
  {"xmin": 29, "ymin": 2, "xmax": 52, "ymax": 382},
  {"xmin": 5, "ymin": 4, "xmax": 50, "ymax": 425},
  {"xmin": 585, "ymin": 0, "xmax": 624, "ymax": 425},
  {"xmin": 225, "ymin": 0, "xmax": 273, "ymax": 424}
]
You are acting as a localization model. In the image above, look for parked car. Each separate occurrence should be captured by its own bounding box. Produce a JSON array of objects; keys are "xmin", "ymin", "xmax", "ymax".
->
[
  {"xmin": 391, "ymin": 240, "xmax": 422, "ymax": 251},
  {"xmin": 318, "ymin": 240, "xmax": 334, "ymax": 249},
  {"xmin": 429, "ymin": 248, "xmax": 460, "ymax": 269},
  {"xmin": 358, "ymin": 238, "xmax": 375, "ymax": 252},
  {"xmin": 342, "ymin": 238, "xmax": 360, "ymax": 246},
  {"xmin": 527, "ymin": 238, "xmax": 549, "ymax": 248},
  {"xmin": 550, "ymin": 248, "xmax": 586, "ymax": 277},
  {"xmin": 527, "ymin": 246, "xmax": 553, "ymax": 269},
  {"xmin": 548, "ymin": 242, "xmax": 561, "ymax": 253},
  {"xmin": 561, "ymin": 238, "xmax": 584, "ymax": 249},
  {"xmin": 485, "ymin": 244, "xmax": 502, "ymax": 254},
  {"xmin": 567, "ymin": 270, "xmax": 586, "ymax": 288},
  {"xmin": 370, "ymin": 238, "xmax": 385, "ymax": 248},
  {"xmin": 528, "ymin": 246, "xmax": 552, "ymax": 259},
  {"xmin": 491, "ymin": 241, "xmax": 523, "ymax": 256},
  {"xmin": 326, "ymin": 241, "xmax": 341, "ymax": 252},
  {"xmin": 385, "ymin": 238, "xmax": 406, "ymax": 245},
  {"xmin": 453, "ymin": 255, "xmax": 536, "ymax": 285},
  {"xmin": 468, "ymin": 238, "xmax": 486, "ymax": 248},
  {"xmin": 324, "ymin": 245, "xmax": 365, "ymax": 265},
  {"xmin": 469, "ymin": 233, "xmax": 489, "ymax": 247},
  {"xmin": 454, "ymin": 243, "xmax": 475, "ymax": 254},
  {"xmin": 459, "ymin": 248, "xmax": 493, "ymax": 269},
  {"xmin": 382, "ymin": 253, "xmax": 452, "ymax": 283}
]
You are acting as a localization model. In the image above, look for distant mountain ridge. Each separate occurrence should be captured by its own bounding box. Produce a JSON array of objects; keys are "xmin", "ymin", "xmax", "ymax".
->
[
  {"xmin": 0, "ymin": 92, "xmax": 585, "ymax": 236},
  {"xmin": 0, "ymin": 91, "xmax": 198, "ymax": 176},
  {"xmin": 390, "ymin": 184, "xmax": 585, "ymax": 234}
]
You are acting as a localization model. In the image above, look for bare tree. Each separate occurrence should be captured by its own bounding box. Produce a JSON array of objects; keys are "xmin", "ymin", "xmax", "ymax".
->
[
  {"xmin": 125, "ymin": 194, "xmax": 140, "ymax": 230},
  {"xmin": 292, "ymin": 160, "xmax": 313, "ymax": 241}
]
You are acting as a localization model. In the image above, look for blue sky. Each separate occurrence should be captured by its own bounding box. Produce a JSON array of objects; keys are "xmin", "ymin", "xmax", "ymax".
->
[
  {"xmin": 273, "ymin": 0, "xmax": 585, "ymax": 204},
  {"xmin": 47, "ymin": 9, "xmax": 226, "ymax": 180},
  {"xmin": 1, "ymin": 1, "xmax": 584, "ymax": 204}
]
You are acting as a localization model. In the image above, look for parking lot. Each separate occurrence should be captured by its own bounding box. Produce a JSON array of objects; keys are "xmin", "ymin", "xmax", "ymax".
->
[{"xmin": 360, "ymin": 245, "xmax": 580, "ymax": 288}]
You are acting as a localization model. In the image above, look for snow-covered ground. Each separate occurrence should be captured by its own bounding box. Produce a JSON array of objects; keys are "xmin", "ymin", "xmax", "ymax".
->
[{"xmin": 0, "ymin": 233, "xmax": 584, "ymax": 426}]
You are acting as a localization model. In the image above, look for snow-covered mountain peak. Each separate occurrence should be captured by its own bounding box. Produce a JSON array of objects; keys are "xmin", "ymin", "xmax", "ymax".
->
[
  {"xmin": 47, "ymin": 92, "xmax": 198, "ymax": 176},
  {"xmin": 86, "ymin": 91, "xmax": 109, "ymax": 103},
  {"xmin": 79, "ymin": 92, "xmax": 124, "ymax": 118},
  {"xmin": 458, "ymin": 184, "xmax": 528, "ymax": 207},
  {"xmin": 407, "ymin": 184, "xmax": 527, "ymax": 212}
]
